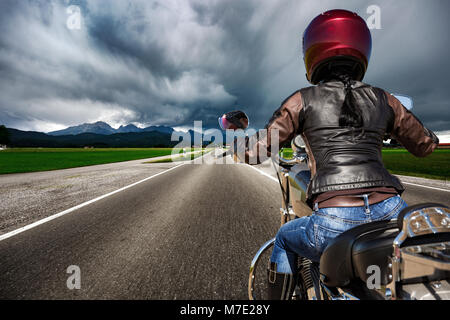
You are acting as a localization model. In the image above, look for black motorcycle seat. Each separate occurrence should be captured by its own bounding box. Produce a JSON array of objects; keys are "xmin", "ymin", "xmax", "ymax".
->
[
  {"xmin": 319, "ymin": 219, "xmax": 399, "ymax": 288},
  {"xmin": 319, "ymin": 203, "xmax": 450, "ymax": 288}
]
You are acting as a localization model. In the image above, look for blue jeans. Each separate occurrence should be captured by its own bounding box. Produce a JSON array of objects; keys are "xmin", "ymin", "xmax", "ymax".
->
[{"xmin": 270, "ymin": 195, "xmax": 408, "ymax": 274}]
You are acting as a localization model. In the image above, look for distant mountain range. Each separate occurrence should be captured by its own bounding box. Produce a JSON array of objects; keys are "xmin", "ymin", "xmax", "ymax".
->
[
  {"xmin": 5, "ymin": 121, "xmax": 217, "ymax": 148},
  {"xmin": 48, "ymin": 121, "xmax": 175, "ymax": 136},
  {"xmin": 3, "ymin": 120, "xmax": 448, "ymax": 149}
]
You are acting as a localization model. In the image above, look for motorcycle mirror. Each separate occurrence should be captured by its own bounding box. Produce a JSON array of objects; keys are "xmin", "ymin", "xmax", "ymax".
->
[
  {"xmin": 292, "ymin": 135, "xmax": 305, "ymax": 149},
  {"xmin": 291, "ymin": 135, "xmax": 306, "ymax": 154},
  {"xmin": 393, "ymin": 94, "xmax": 413, "ymax": 110},
  {"xmin": 218, "ymin": 110, "xmax": 249, "ymax": 130}
]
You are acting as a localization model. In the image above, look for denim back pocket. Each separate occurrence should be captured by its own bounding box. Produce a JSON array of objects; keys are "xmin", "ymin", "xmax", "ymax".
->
[
  {"xmin": 313, "ymin": 223, "xmax": 343, "ymax": 255},
  {"xmin": 372, "ymin": 196, "xmax": 407, "ymax": 221}
]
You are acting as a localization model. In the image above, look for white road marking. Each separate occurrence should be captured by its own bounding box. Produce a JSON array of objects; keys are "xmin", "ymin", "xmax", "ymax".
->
[
  {"xmin": 0, "ymin": 163, "xmax": 185, "ymax": 242},
  {"xmin": 244, "ymin": 163, "xmax": 279, "ymax": 183},
  {"xmin": 245, "ymin": 163, "xmax": 450, "ymax": 193},
  {"xmin": 1, "ymin": 158, "xmax": 447, "ymax": 242},
  {"xmin": 401, "ymin": 181, "xmax": 450, "ymax": 193}
]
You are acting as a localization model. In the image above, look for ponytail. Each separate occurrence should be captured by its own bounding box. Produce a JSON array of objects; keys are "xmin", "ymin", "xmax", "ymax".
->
[{"xmin": 333, "ymin": 73, "xmax": 364, "ymax": 128}]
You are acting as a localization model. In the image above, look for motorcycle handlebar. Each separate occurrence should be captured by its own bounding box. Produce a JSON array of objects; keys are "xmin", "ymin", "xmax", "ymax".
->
[
  {"xmin": 214, "ymin": 148, "xmax": 307, "ymax": 165},
  {"xmin": 215, "ymin": 149, "xmax": 233, "ymax": 159},
  {"xmin": 278, "ymin": 155, "xmax": 300, "ymax": 166}
]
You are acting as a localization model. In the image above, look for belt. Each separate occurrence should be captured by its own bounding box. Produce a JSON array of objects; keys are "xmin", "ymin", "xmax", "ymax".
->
[{"xmin": 317, "ymin": 192, "xmax": 397, "ymax": 209}]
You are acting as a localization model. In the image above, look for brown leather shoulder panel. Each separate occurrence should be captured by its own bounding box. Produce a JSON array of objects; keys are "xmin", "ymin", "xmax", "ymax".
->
[{"xmin": 384, "ymin": 91, "xmax": 438, "ymax": 157}]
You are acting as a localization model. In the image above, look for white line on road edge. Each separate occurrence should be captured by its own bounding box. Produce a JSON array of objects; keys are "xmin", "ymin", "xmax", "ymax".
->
[
  {"xmin": 244, "ymin": 164, "xmax": 279, "ymax": 183},
  {"xmin": 245, "ymin": 164, "xmax": 450, "ymax": 193},
  {"xmin": 0, "ymin": 163, "xmax": 185, "ymax": 242},
  {"xmin": 401, "ymin": 181, "xmax": 450, "ymax": 193}
]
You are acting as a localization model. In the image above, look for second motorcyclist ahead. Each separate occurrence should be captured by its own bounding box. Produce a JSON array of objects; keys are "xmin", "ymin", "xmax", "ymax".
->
[{"xmin": 232, "ymin": 9, "xmax": 439, "ymax": 300}]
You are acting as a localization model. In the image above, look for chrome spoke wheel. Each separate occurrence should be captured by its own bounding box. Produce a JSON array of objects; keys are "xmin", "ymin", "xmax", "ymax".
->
[{"xmin": 248, "ymin": 238, "xmax": 275, "ymax": 300}]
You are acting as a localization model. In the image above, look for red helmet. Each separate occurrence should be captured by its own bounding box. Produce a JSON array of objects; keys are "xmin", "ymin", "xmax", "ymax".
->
[{"xmin": 303, "ymin": 9, "xmax": 372, "ymax": 84}]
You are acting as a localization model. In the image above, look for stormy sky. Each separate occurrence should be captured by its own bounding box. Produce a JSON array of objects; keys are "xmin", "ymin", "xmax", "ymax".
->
[{"xmin": 0, "ymin": 0, "xmax": 449, "ymax": 133}]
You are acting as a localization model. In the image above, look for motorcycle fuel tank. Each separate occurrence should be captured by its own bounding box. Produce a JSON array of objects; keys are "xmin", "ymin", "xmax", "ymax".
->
[{"xmin": 287, "ymin": 163, "xmax": 313, "ymax": 218}]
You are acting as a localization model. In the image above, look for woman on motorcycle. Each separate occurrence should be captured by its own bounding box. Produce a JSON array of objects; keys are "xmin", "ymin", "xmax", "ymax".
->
[{"xmin": 233, "ymin": 9, "xmax": 439, "ymax": 300}]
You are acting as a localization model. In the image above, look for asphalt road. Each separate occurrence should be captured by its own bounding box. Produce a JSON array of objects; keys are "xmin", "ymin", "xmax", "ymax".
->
[
  {"xmin": 0, "ymin": 151, "xmax": 202, "ymax": 234},
  {"xmin": 0, "ymin": 153, "xmax": 448, "ymax": 299}
]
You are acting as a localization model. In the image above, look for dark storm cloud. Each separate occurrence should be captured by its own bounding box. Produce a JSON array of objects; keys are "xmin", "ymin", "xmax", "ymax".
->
[{"xmin": 0, "ymin": 0, "xmax": 448, "ymax": 133}]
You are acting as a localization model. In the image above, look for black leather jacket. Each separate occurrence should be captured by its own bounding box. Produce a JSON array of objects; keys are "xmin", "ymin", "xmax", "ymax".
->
[{"xmin": 239, "ymin": 81, "xmax": 439, "ymax": 201}]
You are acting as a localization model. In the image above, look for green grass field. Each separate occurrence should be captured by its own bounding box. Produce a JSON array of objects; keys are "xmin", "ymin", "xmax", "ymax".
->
[
  {"xmin": 1, "ymin": 147, "xmax": 448, "ymax": 180},
  {"xmin": 381, "ymin": 149, "xmax": 449, "ymax": 180},
  {"xmin": 281, "ymin": 148, "xmax": 449, "ymax": 181},
  {"xmin": 0, "ymin": 148, "xmax": 192, "ymax": 174}
]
